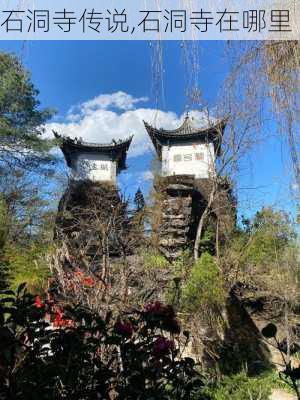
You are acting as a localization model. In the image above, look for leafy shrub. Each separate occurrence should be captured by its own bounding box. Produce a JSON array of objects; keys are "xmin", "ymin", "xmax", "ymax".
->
[
  {"xmin": 165, "ymin": 250, "xmax": 193, "ymax": 308},
  {"xmin": 198, "ymin": 225, "xmax": 216, "ymax": 255},
  {"xmin": 229, "ymin": 208, "xmax": 298, "ymax": 271},
  {"xmin": 0, "ymin": 285, "xmax": 207, "ymax": 400},
  {"xmin": 203, "ymin": 371, "xmax": 272, "ymax": 400},
  {"xmin": 144, "ymin": 251, "xmax": 171, "ymax": 269},
  {"xmin": 182, "ymin": 253, "xmax": 225, "ymax": 313},
  {"xmin": 5, "ymin": 243, "xmax": 50, "ymax": 293}
]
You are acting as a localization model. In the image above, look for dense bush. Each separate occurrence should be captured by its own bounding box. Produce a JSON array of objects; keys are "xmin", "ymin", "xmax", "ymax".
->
[
  {"xmin": 226, "ymin": 208, "xmax": 298, "ymax": 274},
  {"xmin": 0, "ymin": 285, "xmax": 207, "ymax": 400},
  {"xmin": 182, "ymin": 253, "xmax": 225, "ymax": 313},
  {"xmin": 144, "ymin": 251, "xmax": 171, "ymax": 269}
]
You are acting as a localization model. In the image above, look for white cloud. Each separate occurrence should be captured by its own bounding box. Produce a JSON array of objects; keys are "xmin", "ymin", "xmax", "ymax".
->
[
  {"xmin": 82, "ymin": 91, "xmax": 148, "ymax": 112},
  {"xmin": 67, "ymin": 91, "xmax": 148, "ymax": 121},
  {"xmin": 143, "ymin": 170, "xmax": 154, "ymax": 181},
  {"xmin": 45, "ymin": 92, "xmax": 209, "ymax": 158}
]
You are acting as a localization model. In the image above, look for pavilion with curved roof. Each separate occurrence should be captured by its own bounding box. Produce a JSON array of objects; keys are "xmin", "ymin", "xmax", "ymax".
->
[{"xmin": 53, "ymin": 131, "xmax": 133, "ymax": 182}]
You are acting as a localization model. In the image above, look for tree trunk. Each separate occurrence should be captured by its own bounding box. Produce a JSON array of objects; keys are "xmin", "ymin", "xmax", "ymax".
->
[{"xmin": 193, "ymin": 185, "xmax": 217, "ymax": 260}]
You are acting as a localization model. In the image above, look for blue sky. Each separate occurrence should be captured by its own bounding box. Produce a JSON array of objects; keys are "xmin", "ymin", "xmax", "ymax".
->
[{"xmin": 0, "ymin": 40, "xmax": 296, "ymax": 220}]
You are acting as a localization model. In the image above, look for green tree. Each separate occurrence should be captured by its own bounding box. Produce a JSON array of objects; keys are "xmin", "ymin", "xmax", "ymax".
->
[
  {"xmin": 134, "ymin": 187, "xmax": 145, "ymax": 212},
  {"xmin": 0, "ymin": 169, "xmax": 57, "ymax": 292},
  {"xmin": 0, "ymin": 52, "xmax": 55, "ymax": 168},
  {"xmin": 225, "ymin": 207, "xmax": 298, "ymax": 274},
  {"xmin": 244, "ymin": 208, "xmax": 296, "ymax": 267},
  {"xmin": 0, "ymin": 52, "xmax": 58, "ymax": 291}
]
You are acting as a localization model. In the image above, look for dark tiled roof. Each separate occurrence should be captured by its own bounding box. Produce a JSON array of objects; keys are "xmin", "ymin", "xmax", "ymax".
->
[
  {"xmin": 143, "ymin": 115, "xmax": 225, "ymax": 160},
  {"xmin": 53, "ymin": 131, "xmax": 133, "ymax": 171}
]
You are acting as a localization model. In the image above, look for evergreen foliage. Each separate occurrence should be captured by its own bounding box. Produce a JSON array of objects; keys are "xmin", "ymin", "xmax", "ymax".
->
[
  {"xmin": 0, "ymin": 52, "xmax": 55, "ymax": 168},
  {"xmin": 134, "ymin": 187, "xmax": 145, "ymax": 211},
  {"xmin": 0, "ymin": 52, "xmax": 57, "ymax": 290},
  {"xmin": 5, "ymin": 243, "xmax": 50, "ymax": 293},
  {"xmin": 242, "ymin": 208, "xmax": 296, "ymax": 267},
  {"xmin": 223, "ymin": 207, "xmax": 299, "ymax": 287},
  {"xmin": 0, "ymin": 169, "xmax": 56, "ymax": 292}
]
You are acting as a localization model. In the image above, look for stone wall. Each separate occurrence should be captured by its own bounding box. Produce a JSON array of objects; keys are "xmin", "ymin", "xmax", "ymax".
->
[
  {"xmin": 55, "ymin": 179, "xmax": 127, "ymax": 268},
  {"xmin": 153, "ymin": 174, "xmax": 236, "ymax": 261}
]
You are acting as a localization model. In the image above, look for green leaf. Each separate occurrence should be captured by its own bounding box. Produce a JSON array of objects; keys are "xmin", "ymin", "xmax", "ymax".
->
[{"xmin": 0, "ymin": 290, "xmax": 15, "ymax": 296}]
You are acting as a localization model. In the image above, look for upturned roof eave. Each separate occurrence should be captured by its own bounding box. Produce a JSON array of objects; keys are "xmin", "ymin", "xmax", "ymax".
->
[
  {"xmin": 53, "ymin": 131, "xmax": 133, "ymax": 171},
  {"xmin": 143, "ymin": 119, "xmax": 225, "ymax": 138},
  {"xmin": 143, "ymin": 120, "xmax": 225, "ymax": 160}
]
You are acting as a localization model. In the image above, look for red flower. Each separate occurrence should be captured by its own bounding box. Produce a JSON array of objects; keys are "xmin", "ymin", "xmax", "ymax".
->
[
  {"xmin": 115, "ymin": 321, "xmax": 133, "ymax": 338},
  {"xmin": 53, "ymin": 311, "xmax": 63, "ymax": 328},
  {"xmin": 153, "ymin": 336, "xmax": 174, "ymax": 356},
  {"xmin": 83, "ymin": 276, "xmax": 94, "ymax": 287},
  {"xmin": 52, "ymin": 307, "xmax": 74, "ymax": 328},
  {"xmin": 34, "ymin": 296, "xmax": 44, "ymax": 309},
  {"xmin": 63, "ymin": 318, "xmax": 75, "ymax": 328},
  {"xmin": 53, "ymin": 309, "xmax": 64, "ymax": 327},
  {"xmin": 74, "ymin": 270, "xmax": 84, "ymax": 278}
]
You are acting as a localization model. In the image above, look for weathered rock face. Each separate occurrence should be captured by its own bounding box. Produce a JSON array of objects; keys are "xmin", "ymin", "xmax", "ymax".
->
[
  {"xmin": 193, "ymin": 178, "xmax": 236, "ymax": 243},
  {"xmin": 154, "ymin": 175, "xmax": 236, "ymax": 261},
  {"xmin": 51, "ymin": 179, "xmax": 137, "ymax": 306},
  {"xmin": 184, "ymin": 289, "xmax": 276, "ymax": 375},
  {"xmin": 230, "ymin": 282, "xmax": 300, "ymax": 369},
  {"xmin": 154, "ymin": 176, "xmax": 194, "ymax": 261},
  {"xmin": 55, "ymin": 180, "xmax": 129, "ymax": 268}
]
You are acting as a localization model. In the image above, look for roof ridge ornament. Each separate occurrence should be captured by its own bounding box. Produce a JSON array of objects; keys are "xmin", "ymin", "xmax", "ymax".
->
[
  {"xmin": 143, "ymin": 116, "xmax": 225, "ymax": 161},
  {"xmin": 53, "ymin": 130, "xmax": 133, "ymax": 148}
]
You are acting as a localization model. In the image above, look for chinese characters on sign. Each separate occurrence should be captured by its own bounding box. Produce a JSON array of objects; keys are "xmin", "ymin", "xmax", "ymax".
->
[{"xmin": 0, "ymin": 8, "xmax": 293, "ymax": 36}]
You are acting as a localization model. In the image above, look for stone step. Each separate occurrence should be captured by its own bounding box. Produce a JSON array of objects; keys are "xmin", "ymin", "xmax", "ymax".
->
[
  {"xmin": 160, "ymin": 227, "xmax": 189, "ymax": 235},
  {"xmin": 162, "ymin": 213, "xmax": 189, "ymax": 220},
  {"xmin": 163, "ymin": 197, "xmax": 192, "ymax": 205},
  {"xmin": 163, "ymin": 207, "xmax": 192, "ymax": 218},
  {"xmin": 160, "ymin": 237, "xmax": 187, "ymax": 247},
  {"xmin": 162, "ymin": 220, "xmax": 190, "ymax": 228}
]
